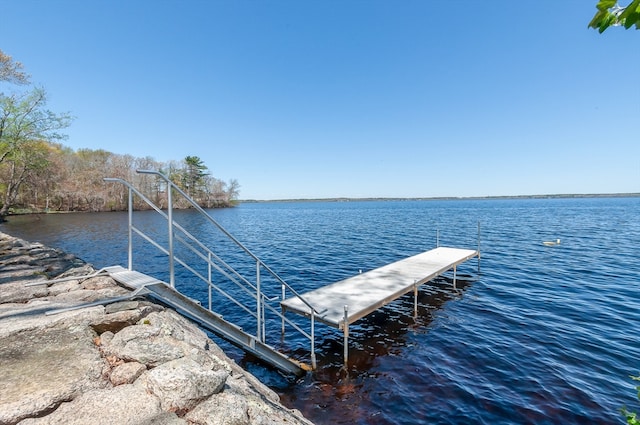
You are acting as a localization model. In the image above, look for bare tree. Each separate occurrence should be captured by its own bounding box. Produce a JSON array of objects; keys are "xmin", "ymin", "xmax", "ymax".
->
[{"xmin": 0, "ymin": 49, "xmax": 30, "ymax": 85}]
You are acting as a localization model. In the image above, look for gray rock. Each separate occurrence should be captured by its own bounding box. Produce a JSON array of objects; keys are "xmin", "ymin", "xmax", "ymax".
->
[
  {"xmin": 99, "ymin": 330, "xmax": 114, "ymax": 345},
  {"xmin": 0, "ymin": 280, "xmax": 49, "ymax": 303},
  {"xmin": 185, "ymin": 392, "xmax": 250, "ymax": 425},
  {"xmin": 103, "ymin": 323, "xmax": 188, "ymax": 366},
  {"xmin": 17, "ymin": 383, "xmax": 185, "ymax": 425},
  {"xmin": 0, "ymin": 322, "xmax": 105, "ymax": 425},
  {"xmin": 105, "ymin": 300, "xmax": 140, "ymax": 313},
  {"xmin": 0, "ymin": 232, "xmax": 315, "ymax": 425},
  {"xmin": 47, "ymin": 279, "xmax": 81, "ymax": 296},
  {"xmin": 90, "ymin": 308, "xmax": 146, "ymax": 334},
  {"xmin": 80, "ymin": 275, "xmax": 123, "ymax": 291},
  {"xmin": 142, "ymin": 310, "xmax": 211, "ymax": 349},
  {"xmin": 144, "ymin": 357, "xmax": 228, "ymax": 412},
  {"xmin": 56, "ymin": 263, "xmax": 96, "ymax": 279},
  {"xmin": 51, "ymin": 288, "xmax": 108, "ymax": 303},
  {"xmin": 109, "ymin": 361, "xmax": 146, "ymax": 385}
]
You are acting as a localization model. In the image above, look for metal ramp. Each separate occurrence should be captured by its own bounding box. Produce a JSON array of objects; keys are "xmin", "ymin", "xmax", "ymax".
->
[
  {"xmin": 104, "ymin": 171, "xmax": 319, "ymax": 375},
  {"xmin": 27, "ymin": 263, "xmax": 308, "ymax": 375},
  {"xmin": 104, "ymin": 266, "xmax": 309, "ymax": 375}
]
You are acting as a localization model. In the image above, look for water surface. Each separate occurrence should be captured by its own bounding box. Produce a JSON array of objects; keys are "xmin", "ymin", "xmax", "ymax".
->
[{"xmin": 3, "ymin": 197, "xmax": 639, "ymax": 424}]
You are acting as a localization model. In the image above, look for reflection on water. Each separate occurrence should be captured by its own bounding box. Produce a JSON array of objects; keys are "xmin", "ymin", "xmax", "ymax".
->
[{"xmin": 2, "ymin": 197, "xmax": 640, "ymax": 424}]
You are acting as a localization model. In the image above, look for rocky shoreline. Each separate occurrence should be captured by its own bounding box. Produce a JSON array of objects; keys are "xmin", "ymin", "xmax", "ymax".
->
[{"xmin": 0, "ymin": 231, "xmax": 314, "ymax": 425}]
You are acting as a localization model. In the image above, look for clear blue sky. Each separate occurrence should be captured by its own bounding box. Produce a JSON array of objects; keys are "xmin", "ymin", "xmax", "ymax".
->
[{"xmin": 2, "ymin": 1, "xmax": 638, "ymax": 200}]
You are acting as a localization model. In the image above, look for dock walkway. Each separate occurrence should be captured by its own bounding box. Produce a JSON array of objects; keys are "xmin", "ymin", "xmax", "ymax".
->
[{"xmin": 281, "ymin": 246, "xmax": 478, "ymax": 364}]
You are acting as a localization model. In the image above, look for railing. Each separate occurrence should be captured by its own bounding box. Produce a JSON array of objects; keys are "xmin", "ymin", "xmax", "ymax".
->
[{"xmin": 104, "ymin": 170, "xmax": 318, "ymax": 369}]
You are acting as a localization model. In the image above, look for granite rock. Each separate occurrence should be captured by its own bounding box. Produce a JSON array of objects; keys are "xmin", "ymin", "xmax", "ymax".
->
[{"xmin": 0, "ymin": 231, "xmax": 314, "ymax": 425}]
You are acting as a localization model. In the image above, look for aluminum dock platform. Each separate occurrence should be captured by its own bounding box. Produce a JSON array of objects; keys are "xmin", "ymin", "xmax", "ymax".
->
[{"xmin": 281, "ymin": 246, "xmax": 479, "ymax": 364}]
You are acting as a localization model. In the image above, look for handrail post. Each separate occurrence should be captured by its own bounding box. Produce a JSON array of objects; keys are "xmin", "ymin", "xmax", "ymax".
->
[
  {"xmin": 262, "ymin": 294, "xmax": 266, "ymax": 343},
  {"xmin": 127, "ymin": 186, "xmax": 133, "ymax": 270},
  {"xmin": 413, "ymin": 279, "xmax": 418, "ymax": 318},
  {"xmin": 167, "ymin": 180, "xmax": 175, "ymax": 288},
  {"xmin": 208, "ymin": 252, "xmax": 212, "ymax": 311},
  {"xmin": 256, "ymin": 260, "xmax": 262, "ymax": 342},
  {"xmin": 311, "ymin": 310, "xmax": 317, "ymax": 369},
  {"xmin": 281, "ymin": 283, "xmax": 286, "ymax": 335},
  {"xmin": 119, "ymin": 169, "xmax": 321, "ymax": 371},
  {"xmin": 477, "ymin": 220, "xmax": 481, "ymax": 272},
  {"xmin": 453, "ymin": 265, "xmax": 457, "ymax": 290},
  {"xmin": 343, "ymin": 305, "xmax": 349, "ymax": 368}
]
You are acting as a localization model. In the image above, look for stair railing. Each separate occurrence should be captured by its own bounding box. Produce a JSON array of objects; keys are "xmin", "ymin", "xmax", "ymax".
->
[{"xmin": 104, "ymin": 170, "xmax": 319, "ymax": 369}]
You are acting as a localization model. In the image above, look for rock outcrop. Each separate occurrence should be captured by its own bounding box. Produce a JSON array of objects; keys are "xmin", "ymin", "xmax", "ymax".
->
[{"xmin": 0, "ymin": 232, "xmax": 313, "ymax": 425}]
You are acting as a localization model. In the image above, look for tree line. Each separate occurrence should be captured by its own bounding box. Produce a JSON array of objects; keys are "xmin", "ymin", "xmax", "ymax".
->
[
  {"xmin": 8, "ymin": 145, "xmax": 239, "ymax": 214},
  {"xmin": 0, "ymin": 50, "xmax": 239, "ymax": 221}
]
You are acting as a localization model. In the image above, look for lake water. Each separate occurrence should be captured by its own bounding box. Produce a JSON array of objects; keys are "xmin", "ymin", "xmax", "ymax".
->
[{"xmin": 2, "ymin": 197, "xmax": 639, "ymax": 424}]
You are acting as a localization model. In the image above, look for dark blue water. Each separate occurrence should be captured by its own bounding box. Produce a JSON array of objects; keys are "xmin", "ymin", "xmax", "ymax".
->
[{"xmin": 2, "ymin": 197, "xmax": 639, "ymax": 424}]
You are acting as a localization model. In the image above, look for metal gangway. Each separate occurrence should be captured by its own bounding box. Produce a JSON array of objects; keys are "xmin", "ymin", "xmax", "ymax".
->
[{"xmin": 104, "ymin": 170, "xmax": 319, "ymax": 375}]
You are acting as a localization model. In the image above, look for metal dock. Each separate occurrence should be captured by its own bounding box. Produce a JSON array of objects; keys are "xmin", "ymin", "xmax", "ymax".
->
[
  {"xmin": 281, "ymin": 246, "xmax": 479, "ymax": 364},
  {"xmin": 97, "ymin": 170, "xmax": 481, "ymax": 373}
]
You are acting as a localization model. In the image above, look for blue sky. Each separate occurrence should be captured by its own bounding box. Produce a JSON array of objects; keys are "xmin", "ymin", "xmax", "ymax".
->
[{"xmin": 2, "ymin": 1, "xmax": 638, "ymax": 200}]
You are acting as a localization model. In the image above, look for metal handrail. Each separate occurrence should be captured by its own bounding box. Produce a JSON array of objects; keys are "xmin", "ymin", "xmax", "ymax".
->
[
  {"xmin": 104, "ymin": 171, "xmax": 319, "ymax": 369},
  {"xmin": 136, "ymin": 170, "xmax": 318, "ymax": 313}
]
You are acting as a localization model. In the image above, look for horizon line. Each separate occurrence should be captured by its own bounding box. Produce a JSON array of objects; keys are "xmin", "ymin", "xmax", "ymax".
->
[{"xmin": 239, "ymin": 192, "xmax": 640, "ymax": 203}]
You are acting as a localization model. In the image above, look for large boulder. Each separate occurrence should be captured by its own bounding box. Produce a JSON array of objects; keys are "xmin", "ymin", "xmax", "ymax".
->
[
  {"xmin": 0, "ymin": 321, "xmax": 105, "ymax": 424},
  {"xmin": 144, "ymin": 357, "xmax": 229, "ymax": 412},
  {"xmin": 17, "ymin": 383, "xmax": 184, "ymax": 425},
  {"xmin": 0, "ymin": 231, "xmax": 315, "ymax": 425}
]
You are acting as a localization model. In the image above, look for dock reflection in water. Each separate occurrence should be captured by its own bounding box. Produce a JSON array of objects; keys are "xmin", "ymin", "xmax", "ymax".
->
[{"xmin": 261, "ymin": 276, "xmax": 476, "ymax": 425}]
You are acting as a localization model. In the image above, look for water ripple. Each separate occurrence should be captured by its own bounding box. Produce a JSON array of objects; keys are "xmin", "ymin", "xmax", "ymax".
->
[{"xmin": 2, "ymin": 197, "xmax": 639, "ymax": 424}]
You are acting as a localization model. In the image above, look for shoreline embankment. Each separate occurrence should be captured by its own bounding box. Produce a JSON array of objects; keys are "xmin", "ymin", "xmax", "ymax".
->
[{"xmin": 0, "ymin": 231, "xmax": 314, "ymax": 425}]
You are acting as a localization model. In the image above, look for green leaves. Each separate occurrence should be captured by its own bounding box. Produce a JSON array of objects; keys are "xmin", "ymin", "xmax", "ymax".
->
[
  {"xmin": 597, "ymin": 0, "xmax": 617, "ymax": 10},
  {"xmin": 0, "ymin": 87, "xmax": 73, "ymax": 217},
  {"xmin": 589, "ymin": 0, "xmax": 640, "ymax": 32},
  {"xmin": 621, "ymin": 375, "xmax": 640, "ymax": 425},
  {"xmin": 619, "ymin": 0, "xmax": 640, "ymax": 28}
]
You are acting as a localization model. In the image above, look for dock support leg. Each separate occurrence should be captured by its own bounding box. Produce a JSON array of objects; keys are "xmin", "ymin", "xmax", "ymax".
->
[
  {"xmin": 477, "ymin": 220, "xmax": 481, "ymax": 273},
  {"xmin": 311, "ymin": 312, "xmax": 317, "ymax": 370},
  {"xmin": 453, "ymin": 265, "xmax": 457, "ymax": 290},
  {"xmin": 413, "ymin": 280, "xmax": 418, "ymax": 318},
  {"xmin": 280, "ymin": 306, "xmax": 286, "ymax": 343},
  {"xmin": 281, "ymin": 284, "xmax": 286, "ymax": 336},
  {"xmin": 208, "ymin": 253, "xmax": 212, "ymax": 312},
  {"xmin": 261, "ymin": 294, "xmax": 266, "ymax": 344},
  {"xmin": 168, "ymin": 182, "xmax": 175, "ymax": 288},
  {"xmin": 343, "ymin": 305, "xmax": 349, "ymax": 368},
  {"xmin": 127, "ymin": 188, "xmax": 133, "ymax": 270},
  {"xmin": 256, "ymin": 261, "xmax": 262, "ymax": 342}
]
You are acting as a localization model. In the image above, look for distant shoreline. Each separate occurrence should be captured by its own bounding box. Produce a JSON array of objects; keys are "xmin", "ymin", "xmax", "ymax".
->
[{"xmin": 239, "ymin": 192, "xmax": 640, "ymax": 204}]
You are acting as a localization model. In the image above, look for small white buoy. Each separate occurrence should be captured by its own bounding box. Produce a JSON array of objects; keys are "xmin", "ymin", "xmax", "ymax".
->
[{"xmin": 542, "ymin": 239, "xmax": 561, "ymax": 246}]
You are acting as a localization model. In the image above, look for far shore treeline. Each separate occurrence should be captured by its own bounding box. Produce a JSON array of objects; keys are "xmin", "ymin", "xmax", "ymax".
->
[
  {"xmin": 2, "ymin": 144, "xmax": 240, "ymax": 217},
  {"xmin": 1, "ymin": 49, "xmax": 239, "ymax": 221}
]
